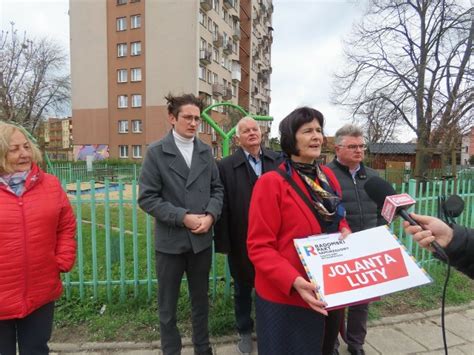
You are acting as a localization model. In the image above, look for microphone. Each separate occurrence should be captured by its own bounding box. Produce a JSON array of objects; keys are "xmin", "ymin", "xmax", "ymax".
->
[
  {"xmin": 442, "ymin": 195, "xmax": 464, "ymax": 219},
  {"xmin": 364, "ymin": 176, "xmax": 448, "ymax": 260}
]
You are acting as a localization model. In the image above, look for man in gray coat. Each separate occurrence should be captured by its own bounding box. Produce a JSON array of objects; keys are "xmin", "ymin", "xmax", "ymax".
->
[
  {"xmin": 327, "ymin": 124, "xmax": 385, "ymax": 355},
  {"xmin": 138, "ymin": 94, "xmax": 223, "ymax": 355}
]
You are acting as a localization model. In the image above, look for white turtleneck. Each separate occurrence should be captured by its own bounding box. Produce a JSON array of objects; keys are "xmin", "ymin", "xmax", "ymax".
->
[{"xmin": 173, "ymin": 130, "xmax": 194, "ymax": 168}]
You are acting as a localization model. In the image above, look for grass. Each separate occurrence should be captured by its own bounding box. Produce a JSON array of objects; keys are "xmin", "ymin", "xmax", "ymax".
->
[{"xmin": 51, "ymin": 262, "xmax": 474, "ymax": 343}]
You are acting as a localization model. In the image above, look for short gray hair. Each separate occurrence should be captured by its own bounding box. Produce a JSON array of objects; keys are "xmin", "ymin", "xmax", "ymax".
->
[
  {"xmin": 235, "ymin": 116, "xmax": 260, "ymax": 137},
  {"xmin": 334, "ymin": 124, "xmax": 364, "ymax": 145}
]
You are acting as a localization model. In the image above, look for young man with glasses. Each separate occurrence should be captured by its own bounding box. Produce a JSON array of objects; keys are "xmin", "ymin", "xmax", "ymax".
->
[
  {"xmin": 138, "ymin": 93, "xmax": 223, "ymax": 355},
  {"xmin": 327, "ymin": 124, "xmax": 386, "ymax": 355}
]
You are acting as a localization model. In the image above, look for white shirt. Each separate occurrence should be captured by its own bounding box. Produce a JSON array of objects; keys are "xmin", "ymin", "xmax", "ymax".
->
[{"xmin": 173, "ymin": 130, "xmax": 194, "ymax": 168}]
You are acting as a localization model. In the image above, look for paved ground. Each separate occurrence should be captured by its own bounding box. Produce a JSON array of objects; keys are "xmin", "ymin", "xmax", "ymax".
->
[{"xmin": 50, "ymin": 302, "xmax": 474, "ymax": 354}]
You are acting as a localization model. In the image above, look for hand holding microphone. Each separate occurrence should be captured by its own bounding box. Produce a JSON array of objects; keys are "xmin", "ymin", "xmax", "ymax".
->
[
  {"xmin": 402, "ymin": 213, "xmax": 454, "ymax": 251},
  {"xmin": 363, "ymin": 176, "xmax": 448, "ymax": 260}
]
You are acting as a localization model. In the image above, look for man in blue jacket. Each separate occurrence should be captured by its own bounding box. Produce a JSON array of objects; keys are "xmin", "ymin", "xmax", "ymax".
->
[{"xmin": 138, "ymin": 93, "xmax": 223, "ymax": 355}]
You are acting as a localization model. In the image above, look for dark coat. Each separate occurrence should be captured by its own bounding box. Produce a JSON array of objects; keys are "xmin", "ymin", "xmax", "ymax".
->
[
  {"xmin": 138, "ymin": 131, "xmax": 224, "ymax": 254},
  {"xmin": 446, "ymin": 225, "xmax": 474, "ymax": 279},
  {"xmin": 214, "ymin": 147, "xmax": 281, "ymax": 286},
  {"xmin": 326, "ymin": 159, "xmax": 386, "ymax": 232}
]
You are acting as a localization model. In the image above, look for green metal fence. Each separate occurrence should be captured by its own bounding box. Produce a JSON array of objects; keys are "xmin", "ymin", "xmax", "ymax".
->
[
  {"xmin": 60, "ymin": 176, "xmax": 474, "ymax": 302},
  {"xmin": 48, "ymin": 162, "xmax": 141, "ymax": 183}
]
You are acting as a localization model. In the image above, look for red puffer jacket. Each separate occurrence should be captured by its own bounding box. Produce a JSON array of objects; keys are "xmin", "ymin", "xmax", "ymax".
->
[{"xmin": 0, "ymin": 164, "xmax": 76, "ymax": 320}]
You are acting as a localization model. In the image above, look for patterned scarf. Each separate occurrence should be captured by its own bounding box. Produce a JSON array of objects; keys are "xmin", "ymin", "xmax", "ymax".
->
[
  {"xmin": 290, "ymin": 160, "xmax": 343, "ymax": 225},
  {"xmin": 0, "ymin": 171, "xmax": 29, "ymax": 196}
]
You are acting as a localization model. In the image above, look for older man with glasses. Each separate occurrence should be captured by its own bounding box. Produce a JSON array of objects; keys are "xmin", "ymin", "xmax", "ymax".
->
[{"xmin": 327, "ymin": 124, "xmax": 386, "ymax": 355}]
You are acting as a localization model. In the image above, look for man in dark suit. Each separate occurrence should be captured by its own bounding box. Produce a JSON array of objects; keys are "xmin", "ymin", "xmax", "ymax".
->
[
  {"xmin": 214, "ymin": 117, "xmax": 281, "ymax": 355},
  {"xmin": 138, "ymin": 94, "xmax": 223, "ymax": 355}
]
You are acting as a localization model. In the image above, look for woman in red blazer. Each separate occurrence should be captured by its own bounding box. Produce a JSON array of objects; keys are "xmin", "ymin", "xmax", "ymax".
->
[
  {"xmin": 247, "ymin": 107, "xmax": 350, "ymax": 355},
  {"xmin": 0, "ymin": 123, "xmax": 76, "ymax": 355}
]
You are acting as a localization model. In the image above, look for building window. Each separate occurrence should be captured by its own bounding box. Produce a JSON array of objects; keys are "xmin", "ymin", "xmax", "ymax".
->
[
  {"xmin": 131, "ymin": 68, "xmax": 142, "ymax": 82},
  {"xmin": 118, "ymin": 120, "xmax": 129, "ymax": 133},
  {"xmin": 199, "ymin": 11, "xmax": 206, "ymax": 27},
  {"xmin": 213, "ymin": 0, "xmax": 220, "ymax": 14},
  {"xmin": 116, "ymin": 17, "xmax": 127, "ymax": 31},
  {"xmin": 117, "ymin": 43, "xmax": 127, "ymax": 57},
  {"xmin": 117, "ymin": 69, "xmax": 127, "ymax": 83},
  {"xmin": 132, "ymin": 145, "xmax": 142, "ymax": 158},
  {"xmin": 213, "ymin": 48, "xmax": 219, "ymax": 62},
  {"xmin": 130, "ymin": 0, "xmax": 140, "ymax": 2},
  {"xmin": 131, "ymin": 41, "xmax": 141, "ymax": 56},
  {"xmin": 117, "ymin": 0, "xmax": 127, "ymax": 5},
  {"xmin": 199, "ymin": 121, "xmax": 205, "ymax": 133},
  {"xmin": 199, "ymin": 66, "xmax": 206, "ymax": 81},
  {"xmin": 119, "ymin": 145, "xmax": 129, "ymax": 158},
  {"xmin": 118, "ymin": 95, "xmax": 128, "ymax": 108},
  {"xmin": 131, "ymin": 94, "xmax": 142, "ymax": 107},
  {"xmin": 132, "ymin": 119, "xmax": 142, "ymax": 133},
  {"xmin": 131, "ymin": 14, "xmax": 141, "ymax": 29},
  {"xmin": 213, "ymin": 73, "xmax": 218, "ymax": 84}
]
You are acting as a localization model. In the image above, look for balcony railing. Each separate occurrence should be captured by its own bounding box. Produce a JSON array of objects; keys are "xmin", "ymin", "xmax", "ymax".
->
[
  {"xmin": 212, "ymin": 83, "xmax": 225, "ymax": 96},
  {"xmin": 200, "ymin": 0, "xmax": 212, "ymax": 12},
  {"xmin": 232, "ymin": 27, "xmax": 241, "ymax": 41},
  {"xmin": 213, "ymin": 32, "xmax": 223, "ymax": 47},
  {"xmin": 199, "ymin": 49, "xmax": 212, "ymax": 65}
]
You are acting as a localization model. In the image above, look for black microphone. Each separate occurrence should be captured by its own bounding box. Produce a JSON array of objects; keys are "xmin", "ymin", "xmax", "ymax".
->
[
  {"xmin": 443, "ymin": 195, "xmax": 465, "ymax": 219},
  {"xmin": 364, "ymin": 176, "xmax": 448, "ymax": 260}
]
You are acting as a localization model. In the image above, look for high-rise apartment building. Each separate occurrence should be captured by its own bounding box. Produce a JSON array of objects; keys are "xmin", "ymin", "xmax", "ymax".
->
[{"xmin": 70, "ymin": 0, "xmax": 273, "ymax": 159}]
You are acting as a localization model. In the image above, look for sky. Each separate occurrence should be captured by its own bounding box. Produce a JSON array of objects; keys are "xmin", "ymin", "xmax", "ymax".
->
[{"xmin": 0, "ymin": 0, "xmax": 369, "ymax": 138}]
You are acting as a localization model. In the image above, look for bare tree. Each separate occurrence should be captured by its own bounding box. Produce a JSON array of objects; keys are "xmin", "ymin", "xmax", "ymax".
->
[
  {"xmin": 333, "ymin": 0, "xmax": 473, "ymax": 179},
  {"xmin": 0, "ymin": 23, "xmax": 70, "ymax": 132}
]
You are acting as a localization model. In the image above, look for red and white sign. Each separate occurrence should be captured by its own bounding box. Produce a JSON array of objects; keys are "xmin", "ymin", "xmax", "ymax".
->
[
  {"xmin": 294, "ymin": 226, "xmax": 432, "ymax": 309},
  {"xmin": 381, "ymin": 193, "xmax": 416, "ymax": 223}
]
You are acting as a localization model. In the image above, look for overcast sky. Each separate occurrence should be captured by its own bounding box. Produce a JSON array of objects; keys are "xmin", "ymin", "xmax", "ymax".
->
[{"xmin": 0, "ymin": 0, "xmax": 369, "ymax": 138}]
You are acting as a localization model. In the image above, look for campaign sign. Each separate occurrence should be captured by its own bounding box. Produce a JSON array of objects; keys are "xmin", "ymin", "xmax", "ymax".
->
[{"xmin": 294, "ymin": 226, "xmax": 432, "ymax": 309}]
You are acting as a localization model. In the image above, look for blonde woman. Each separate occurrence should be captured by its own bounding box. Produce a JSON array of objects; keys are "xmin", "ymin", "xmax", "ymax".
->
[{"xmin": 0, "ymin": 122, "xmax": 76, "ymax": 355}]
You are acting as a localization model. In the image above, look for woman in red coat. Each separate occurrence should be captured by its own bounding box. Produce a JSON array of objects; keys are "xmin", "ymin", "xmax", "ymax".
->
[
  {"xmin": 0, "ymin": 123, "xmax": 76, "ymax": 355},
  {"xmin": 247, "ymin": 107, "xmax": 350, "ymax": 355}
]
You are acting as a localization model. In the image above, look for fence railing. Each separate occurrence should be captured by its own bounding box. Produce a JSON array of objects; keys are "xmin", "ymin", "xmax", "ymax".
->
[
  {"xmin": 48, "ymin": 162, "xmax": 141, "ymax": 183},
  {"xmin": 61, "ymin": 176, "xmax": 474, "ymax": 302}
]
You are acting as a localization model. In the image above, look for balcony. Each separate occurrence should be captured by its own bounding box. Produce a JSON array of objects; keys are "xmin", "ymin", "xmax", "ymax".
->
[
  {"xmin": 199, "ymin": 49, "xmax": 212, "ymax": 65},
  {"xmin": 223, "ymin": 41, "xmax": 233, "ymax": 55},
  {"xmin": 200, "ymin": 0, "xmax": 212, "ymax": 12},
  {"xmin": 213, "ymin": 32, "xmax": 223, "ymax": 47},
  {"xmin": 212, "ymin": 83, "xmax": 225, "ymax": 96},
  {"xmin": 232, "ymin": 69, "xmax": 241, "ymax": 82},
  {"xmin": 232, "ymin": 27, "xmax": 241, "ymax": 41},
  {"xmin": 222, "ymin": 87, "xmax": 232, "ymax": 100},
  {"xmin": 223, "ymin": 0, "xmax": 235, "ymax": 10}
]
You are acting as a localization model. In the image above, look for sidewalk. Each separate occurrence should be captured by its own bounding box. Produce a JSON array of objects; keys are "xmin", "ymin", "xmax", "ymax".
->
[{"xmin": 50, "ymin": 301, "xmax": 474, "ymax": 354}]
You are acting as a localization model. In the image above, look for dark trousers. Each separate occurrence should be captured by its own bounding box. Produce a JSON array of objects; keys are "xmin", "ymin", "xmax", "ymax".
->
[
  {"xmin": 322, "ymin": 309, "xmax": 344, "ymax": 355},
  {"xmin": 155, "ymin": 248, "xmax": 212, "ymax": 355},
  {"xmin": 233, "ymin": 281, "xmax": 254, "ymax": 334},
  {"xmin": 0, "ymin": 301, "xmax": 55, "ymax": 355},
  {"xmin": 335, "ymin": 303, "xmax": 369, "ymax": 351},
  {"xmin": 346, "ymin": 303, "xmax": 369, "ymax": 351}
]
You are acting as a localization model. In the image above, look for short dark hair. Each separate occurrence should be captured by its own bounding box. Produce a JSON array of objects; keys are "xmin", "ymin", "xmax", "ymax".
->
[
  {"xmin": 279, "ymin": 106, "xmax": 325, "ymax": 157},
  {"xmin": 164, "ymin": 93, "xmax": 204, "ymax": 117}
]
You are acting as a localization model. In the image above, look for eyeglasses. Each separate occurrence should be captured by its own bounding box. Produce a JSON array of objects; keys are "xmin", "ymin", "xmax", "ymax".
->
[
  {"xmin": 338, "ymin": 144, "xmax": 367, "ymax": 151},
  {"xmin": 180, "ymin": 114, "xmax": 201, "ymax": 123}
]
